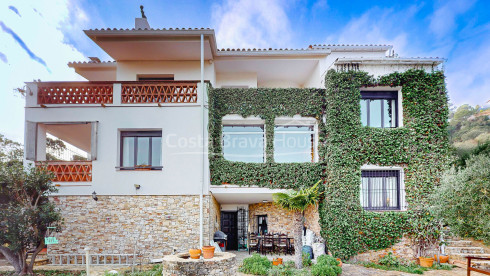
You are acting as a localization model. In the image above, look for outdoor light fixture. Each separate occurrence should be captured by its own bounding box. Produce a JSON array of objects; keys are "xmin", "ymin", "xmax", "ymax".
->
[
  {"xmin": 92, "ymin": 191, "xmax": 98, "ymax": 201},
  {"xmin": 134, "ymin": 184, "xmax": 141, "ymax": 190},
  {"xmin": 262, "ymin": 200, "xmax": 268, "ymax": 203}
]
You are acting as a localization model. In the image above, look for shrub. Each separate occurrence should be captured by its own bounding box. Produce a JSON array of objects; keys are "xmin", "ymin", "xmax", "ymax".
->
[
  {"xmin": 310, "ymin": 255, "xmax": 341, "ymax": 276},
  {"xmin": 378, "ymin": 252, "xmax": 400, "ymax": 267},
  {"xmin": 302, "ymin": 252, "xmax": 312, "ymax": 267},
  {"xmin": 240, "ymin": 253, "xmax": 272, "ymax": 275}
]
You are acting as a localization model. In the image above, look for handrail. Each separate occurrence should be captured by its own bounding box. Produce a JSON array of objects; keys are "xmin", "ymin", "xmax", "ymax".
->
[
  {"xmin": 466, "ymin": 256, "xmax": 490, "ymax": 275},
  {"xmin": 36, "ymin": 161, "xmax": 92, "ymax": 182}
]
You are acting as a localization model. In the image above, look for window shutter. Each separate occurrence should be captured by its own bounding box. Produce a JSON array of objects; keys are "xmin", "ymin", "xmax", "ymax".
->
[
  {"xmin": 90, "ymin": 121, "xmax": 98, "ymax": 160},
  {"xmin": 25, "ymin": 121, "xmax": 37, "ymax": 161}
]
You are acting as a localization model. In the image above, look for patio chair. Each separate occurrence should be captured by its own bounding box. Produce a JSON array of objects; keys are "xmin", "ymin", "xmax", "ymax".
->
[
  {"xmin": 248, "ymin": 233, "xmax": 260, "ymax": 254},
  {"xmin": 288, "ymin": 237, "xmax": 295, "ymax": 255},
  {"xmin": 276, "ymin": 234, "xmax": 288, "ymax": 255},
  {"xmin": 261, "ymin": 234, "xmax": 274, "ymax": 255}
]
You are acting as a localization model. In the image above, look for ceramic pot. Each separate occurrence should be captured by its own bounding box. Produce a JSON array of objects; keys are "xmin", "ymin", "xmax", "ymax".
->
[
  {"xmin": 434, "ymin": 254, "xmax": 449, "ymax": 263},
  {"xmin": 419, "ymin": 257, "xmax": 434, "ymax": 267},
  {"xmin": 189, "ymin": 249, "xmax": 201, "ymax": 259},
  {"xmin": 336, "ymin": 258, "xmax": 342, "ymax": 267},
  {"xmin": 202, "ymin": 246, "xmax": 215, "ymax": 259}
]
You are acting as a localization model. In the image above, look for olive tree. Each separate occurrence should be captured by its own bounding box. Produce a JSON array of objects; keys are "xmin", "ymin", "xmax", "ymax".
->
[{"xmin": 0, "ymin": 161, "xmax": 62, "ymax": 275}]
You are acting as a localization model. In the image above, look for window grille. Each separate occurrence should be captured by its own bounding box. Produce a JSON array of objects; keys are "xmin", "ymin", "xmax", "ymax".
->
[{"xmin": 361, "ymin": 170, "xmax": 404, "ymax": 211}]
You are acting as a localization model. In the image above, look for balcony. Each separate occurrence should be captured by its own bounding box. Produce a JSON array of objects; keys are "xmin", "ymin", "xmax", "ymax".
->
[
  {"xmin": 30, "ymin": 81, "xmax": 200, "ymax": 106},
  {"xmin": 37, "ymin": 161, "xmax": 92, "ymax": 182}
]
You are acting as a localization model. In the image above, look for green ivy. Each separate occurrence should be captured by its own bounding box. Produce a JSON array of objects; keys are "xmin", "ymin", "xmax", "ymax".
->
[{"xmin": 208, "ymin": 69, "xmax": 450, "ymax": 260}]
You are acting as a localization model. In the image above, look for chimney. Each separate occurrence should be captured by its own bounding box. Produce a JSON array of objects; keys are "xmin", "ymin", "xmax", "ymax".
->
[{"xmin": 135, "ymin": 5, "xmax": 150, "ymax": 29}]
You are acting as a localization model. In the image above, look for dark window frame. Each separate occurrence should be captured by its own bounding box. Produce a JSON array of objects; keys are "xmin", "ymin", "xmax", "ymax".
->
[
  {"xmin": 361, "ymin": 170, "xmax": 401, "ymax": 211},
  {"xmin": 361, "ymin": 91, "xmax": 399, "ymax": 128},
  {"xmin": 119, "ymin": 131, "xmax": 162, "ymax": 170}
]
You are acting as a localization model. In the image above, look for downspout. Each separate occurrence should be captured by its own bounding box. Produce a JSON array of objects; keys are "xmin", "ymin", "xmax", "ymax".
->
[{"xmin": 199, "ymin": 33, "xmax": 204, "ymax": 249}]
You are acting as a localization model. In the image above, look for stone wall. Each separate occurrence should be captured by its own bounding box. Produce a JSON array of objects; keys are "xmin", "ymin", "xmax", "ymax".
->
[
  {"xmin": 248, "ymin": 202, "xmax": 321, "ymax": 237},
  {"xmin": 304, "ymin": 205, "xmax": 321, "ymax": 237},
  {"xmin": 209, "ymin": 195, "xmax": 221, "ymax": 240},
  {"xmin": 49, "ymin": 195, "xmax": 215, "ymax": 259},
  {"xmin": 349, "ymin": 236, "xmax": 416, "ymax": 263}
]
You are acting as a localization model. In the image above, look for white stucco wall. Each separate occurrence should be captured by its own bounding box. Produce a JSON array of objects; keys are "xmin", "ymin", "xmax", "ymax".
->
[
  {"xmin": 216, "ymin": 72, "xmax": 257, "ymax": 88},
  {"xmin": 116, "ymin": 61, "xmax": 216, "ymax": 85}
]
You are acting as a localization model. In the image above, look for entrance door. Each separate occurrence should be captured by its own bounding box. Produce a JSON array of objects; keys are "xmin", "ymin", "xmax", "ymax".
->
[{"xmin": 221, "ymin": 211, "xmax": 238, "ymax": 250}]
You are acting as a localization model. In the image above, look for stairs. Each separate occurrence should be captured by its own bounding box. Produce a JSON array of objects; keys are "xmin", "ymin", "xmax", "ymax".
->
[{"xmin": 445, "ymin": 237, "xmax": 490, "ymax": 270}]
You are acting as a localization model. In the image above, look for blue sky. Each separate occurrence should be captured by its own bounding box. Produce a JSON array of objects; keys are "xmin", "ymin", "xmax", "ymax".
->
[{"xmin": 1, "ymin": 0, "xmax": 489, "ymax": 142}]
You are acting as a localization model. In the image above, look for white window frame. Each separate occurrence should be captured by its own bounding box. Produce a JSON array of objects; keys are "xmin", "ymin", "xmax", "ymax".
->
[
  {"xmin": 360, "ymin": 86, "xmax": 403, "ymax": 128},
  {"xmin": 221, "ymin": 115, "xmax": 266, "ymax": 163},
  {"xmin": 274, "ymin": 116, "xmax": 318, "ymax": 163},
  {"xmin": 360, "ymin": 164, "xmax": 407, "ymax": 211}
]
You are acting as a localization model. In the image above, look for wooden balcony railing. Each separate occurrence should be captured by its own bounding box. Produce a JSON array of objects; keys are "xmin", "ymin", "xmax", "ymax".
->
[
  {"xmin": 36, "ymin": 161, "xmax": 92, "ymax": 182},
  {"xmin": 121, "ymin": 81, "xmax": 198, "ymax": 103},
  {"xmin": 38, "ymin": 82, "xmax": 113, "ymax": 104}
]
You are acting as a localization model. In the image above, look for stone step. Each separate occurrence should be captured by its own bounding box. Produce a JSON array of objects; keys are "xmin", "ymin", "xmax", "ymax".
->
[
  {"xmin": 446, "ymin": 240, "xmax": 472, "ymax": 247},
  {"xmin": 449, "ymin": 253, "xmax": 490, "ymax": 262},
  {"xmin": 446, "ymin": 247, "xmax": 485, "ymax": 254}
]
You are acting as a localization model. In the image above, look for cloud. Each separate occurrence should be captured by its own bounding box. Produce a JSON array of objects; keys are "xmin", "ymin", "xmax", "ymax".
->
[
  {"xmin": 0, "ymin": 0, "xmax": 88, "ymax": 142},
  {"xmin": 429, "ymin": 0, "xmax": 476, "ymax": 39},
  {"xmin": 8, "ymin": 5, "xmax": 20, "ymax": 16},
  {"xmin": 211, "ymin": 0, "xmax": 292, "ymax": 49},
  {"xmin": 0, "ymin": 52, "xmax": 7, "ymax": 63},
  {"xmin": 0, "ymin": 21, "xmax": 49, "ymax": 71},
  {"xmin": 324, "ymin": 6, "xmax": 420, "ymax": 56}
]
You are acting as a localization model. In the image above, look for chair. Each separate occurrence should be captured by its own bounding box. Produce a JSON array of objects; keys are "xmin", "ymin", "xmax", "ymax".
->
[
  {"xmin": 248, "ymin": 233, "xmax": 260, "ymax": 254},
  {"xmin": 261, "ymin": 234, "xmax": 274, "ymax": 255},
  {"xmin": 276, "ymin": 234, "xmax": 288, "ymax": 255},
  {"xmin": 288, "ymin": 237, "xmax": 295, "ymax": 255}
]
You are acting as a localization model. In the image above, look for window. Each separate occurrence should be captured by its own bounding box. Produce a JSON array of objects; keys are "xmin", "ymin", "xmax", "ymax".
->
[
  {"xmin": 257, "ymin": 215, "xmax": 268, "ymax": 235},
  {"xmin": 222, "ymin": 125, "xmax": 264, "ymax": 162},
  {"xmin": 360, "ymin": 170, "xmax": 400, "ymax": 210},
  {"xmin": 274, "ymin": 125, "xmax": 314, "ymax": 163},
  {"xmin": 360, "ymin": 91, "xmax": 398, "ymax": 128},
  {"xmin": 120, "ymin": 131, "xmax": 162, "ymax": 170}
]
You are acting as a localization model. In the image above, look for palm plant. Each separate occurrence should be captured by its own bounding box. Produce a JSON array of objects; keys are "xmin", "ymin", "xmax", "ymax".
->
[{"xmin": 273, "ymin": 180, "xmax": 322, "ymax": 269}]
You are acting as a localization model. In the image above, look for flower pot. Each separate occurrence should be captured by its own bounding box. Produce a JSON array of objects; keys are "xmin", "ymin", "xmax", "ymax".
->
[
  {"xmin": 202, "ymin": 246, "xmax": 215, "ymax": 259},
  {"xmin": 419, "ymin": 257, "xmax": 434, "ymax": 267},
  {"xmin": 434, "ymin": 254, "xmax": 449, "ymax": 263},
  {"xmin": 189, "ymin": 248, "xmax": 201, "ymax": 259},
  {"xmin": 336, "ymin": 258, "xmax": 342, "ymax": 267},
  {"xmin": 272, "ymin": 258, "xmax": 283, "ymax": 266}
]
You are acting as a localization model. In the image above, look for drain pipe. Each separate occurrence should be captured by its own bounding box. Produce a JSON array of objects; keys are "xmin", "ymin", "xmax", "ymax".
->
[{"xmin": 199, "ymin": 33, "xmax": 204, "ymax": 249}]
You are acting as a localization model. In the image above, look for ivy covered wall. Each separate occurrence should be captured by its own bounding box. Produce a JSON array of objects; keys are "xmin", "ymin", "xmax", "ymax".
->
[{"xmin": 208, "ymin": 69, "xmax": 450, "ymax": 259}]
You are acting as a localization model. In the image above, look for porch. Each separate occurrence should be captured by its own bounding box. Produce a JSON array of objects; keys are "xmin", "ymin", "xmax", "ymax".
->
[{"xmin": 210, "ymin": 185, "xmax": 322, "ymax": 253}]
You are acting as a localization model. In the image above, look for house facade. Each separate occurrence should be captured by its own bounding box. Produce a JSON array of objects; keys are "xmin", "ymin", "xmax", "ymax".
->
[{"xmin": 23, "ymin": 16, "xmax": 446, "ymax": 259}]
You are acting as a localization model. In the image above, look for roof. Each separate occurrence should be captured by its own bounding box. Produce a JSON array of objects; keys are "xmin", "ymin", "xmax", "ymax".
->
[{"xmin": 335, "ymin": 57, "xmax": 445, "ymax": 65}]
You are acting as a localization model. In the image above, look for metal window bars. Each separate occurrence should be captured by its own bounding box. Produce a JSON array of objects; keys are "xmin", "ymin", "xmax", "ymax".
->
[{"xmin": 360, "ymin": 170, "xmax": 405, "ymax": 211}]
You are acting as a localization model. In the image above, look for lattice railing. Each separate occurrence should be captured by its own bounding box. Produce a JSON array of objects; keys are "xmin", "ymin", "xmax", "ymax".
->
[
  {"xmin": 37, "ymin": 161, "xmax": 92, "ymax": 182},
  {"xmin": 38, "ymin": 82, "xmax": 113, "ymax": 104},
  {"xmin": 121, "ymin": 82, "xmax": 198, "ymax": 103}
]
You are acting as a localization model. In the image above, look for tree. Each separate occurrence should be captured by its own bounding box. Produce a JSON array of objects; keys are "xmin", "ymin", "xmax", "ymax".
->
[
  {"xmin": 432, "ymin": 154, "xmax": 490, "ymax": 244},
  {"xmin": 273, "ymin": 181, "xmax": 321, "ymax": 269},
  {"xmin": 0, "ymin": 161, "xmax": 62, "ymax": 275},
  {"xmin": 0, "ymin": 134, "xmax": 23, "ymax": 164}
]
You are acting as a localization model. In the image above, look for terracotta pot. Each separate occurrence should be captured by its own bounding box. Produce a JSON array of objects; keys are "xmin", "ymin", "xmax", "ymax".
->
[
  {"xmin": 273, "ymin": 259, "xmax": 280, "ymax": 266},
  {"xmin": 336, "ymin": 258, "xmax": 342, "ymax": 267},
  {"xmin": 202, "ymin": 246, "xmax": 215, "ymax": 259},
  {"xmin": 189, "ymin": 248, "xmax": 201, "ymax": 259},
  {"xmin": 434, "ymin": 254, "xmax": 449, "ymax": 263},
  {"xmin": 419, "ymin": 257, "xmax": 434, "ymax": 268},
  {"xmin": 277, "ymin": 258, "xmax": 283, "ymax": 265}
]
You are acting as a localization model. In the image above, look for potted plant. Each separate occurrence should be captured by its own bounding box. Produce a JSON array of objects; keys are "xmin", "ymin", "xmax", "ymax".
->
[
  {"xmin": 189, "ymin": 248, "xmax": 201, "ymax": 259},
  {"xmin": 419, "ymin": 256, "xmax": 435, "ymax": 267},
  {"xmin": 202, "ymin": 245, "xmax": 215, "ymax": 259},
  {"xmin": 406, "ymin": 208, "xmax": 441, "ymax": 267},
  {"xmin": 434, "ymin": 254, "xmax": 449, "ymax": 263},
  {"xmin": 135, "ymin": 164, "xmax": 151, "ymax": 171}
]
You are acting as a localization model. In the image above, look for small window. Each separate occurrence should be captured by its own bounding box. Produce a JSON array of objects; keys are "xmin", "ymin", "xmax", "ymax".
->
[
  {"xmin": 120, "ymin": 131, "xmax": 162, "ymax": 170},
  {"xmin": 257, "ymin": 215, "xmax": 268, "ymax": 235},
  {"xmin": 360, "ymin": 170, "xmax": 400, "ymax": 210},
  {"xmin": 274, "ymin": 125, "xmax": 314, "ymax": 163},
  {"xmin": 360, "ymin": 91, "xmax": 398, "ymax": 128},
  {"xmin": 222, "ymin": 125, "xmax": 264, "ymax": 163}
]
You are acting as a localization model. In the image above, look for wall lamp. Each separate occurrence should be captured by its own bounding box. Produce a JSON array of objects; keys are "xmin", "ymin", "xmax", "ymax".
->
[{"xmin": 92, "ymin": 191, "xmax": 98, "ymax": 201}]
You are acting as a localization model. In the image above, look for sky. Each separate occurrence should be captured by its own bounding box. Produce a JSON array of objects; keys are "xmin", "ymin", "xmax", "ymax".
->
[{"xmin": 1, "ymin": 0, "xmax": 489, "ymax": 143}]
